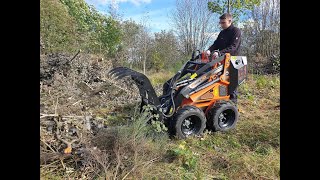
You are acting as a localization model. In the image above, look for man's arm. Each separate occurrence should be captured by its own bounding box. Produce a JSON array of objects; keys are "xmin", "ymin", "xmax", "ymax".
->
[
  {"xmin": 208, "ymin": 33, "xmax": 221, "ymax": 52},
  {"xmin": 219, "ymin": 28, "xmax": 241, "ymax": 55}
]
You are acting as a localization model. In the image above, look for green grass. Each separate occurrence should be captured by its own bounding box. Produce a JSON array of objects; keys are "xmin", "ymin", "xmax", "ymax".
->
[{"xmin": 105, "ymin": 72, "xmax": 280, "ymax": 179}]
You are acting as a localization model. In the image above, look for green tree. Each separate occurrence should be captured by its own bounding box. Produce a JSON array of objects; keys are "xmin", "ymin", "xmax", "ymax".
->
[
  {"xmin": 41, "ymin": 0, "xmax": 122, "ymax": 55},
  {"xmin": 151, "ymin": 51, "xmax": 164, "ymax": 72},
  {"xmin": 150, "ymin": 30, "xmax": 180, "ymax": 71},
  {"xmin": 61, "ymin": 0, "xmax": 122, "ymax": 55},
  {"xmin": 40, "ymin": 0, "xmax": 78, "ymax": 53},
  {"xmin": 208, "ymin": 0, "xmax": 261, "ymax": 23}
]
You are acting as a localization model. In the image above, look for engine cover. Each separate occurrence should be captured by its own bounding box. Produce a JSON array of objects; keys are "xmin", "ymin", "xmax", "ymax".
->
[{"xmin": 229, "ymin": 56, "xmax": 248, "ymax": 94}]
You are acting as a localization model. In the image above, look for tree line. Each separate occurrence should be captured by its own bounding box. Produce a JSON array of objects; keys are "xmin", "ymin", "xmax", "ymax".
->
[{"xmin": 40, "ymin": 0, "xmax": 280, "ymax": 74}]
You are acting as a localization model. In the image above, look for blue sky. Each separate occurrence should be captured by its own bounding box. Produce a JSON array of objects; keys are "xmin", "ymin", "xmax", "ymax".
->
[
  {"xmin": 84, "ymin": 0, "xmax": 252, "ymax": 44},
  {"xmin": 85, "ymin": 0, "xmax": 175, "ymax": 33}
]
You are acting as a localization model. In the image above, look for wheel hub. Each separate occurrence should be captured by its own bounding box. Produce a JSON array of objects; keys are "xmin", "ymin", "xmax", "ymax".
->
[
  {"xmin": 182, "ymin": 118, "xmax": 194, "ymax": 135},
  {"xmin": 218, "ymin": 109, "xmax": 236, "ymax": 128},
  {"xmin": 183, "ymin": 118, "xmax": 192, "ymax": 128},
  {"xmin": 219, "ymin": 113, "xmax": 227, "ymax": 122}
]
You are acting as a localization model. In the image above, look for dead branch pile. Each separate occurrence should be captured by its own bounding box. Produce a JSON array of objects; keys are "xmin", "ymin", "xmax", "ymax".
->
[{"xmin": 40, "ymin": 51, "xmax": 153, "ymax": 179}]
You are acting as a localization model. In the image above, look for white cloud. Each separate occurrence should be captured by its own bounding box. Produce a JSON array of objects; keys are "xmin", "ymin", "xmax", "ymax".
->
[{"xmin": 87, "ymin": 0, "xmax": 152, "ymax": 6}]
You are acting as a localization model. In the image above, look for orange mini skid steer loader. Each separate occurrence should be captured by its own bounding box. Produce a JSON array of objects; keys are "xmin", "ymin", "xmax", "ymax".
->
[{"xmin": 108, "ymin": 51, "xmax": 247, "ymax": 139}]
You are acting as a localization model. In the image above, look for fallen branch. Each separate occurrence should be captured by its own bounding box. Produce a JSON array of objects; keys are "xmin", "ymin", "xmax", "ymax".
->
[
  {"xmin": 40, "ymin": 159, "xmax": 60, "ymax": 169},
  {"xmin": 72, "ymin": 100, "xmax": 82, "ymax": 106},
  {"xmin": 53, "ymin": 116, "xmax": 79, "ymax": 154},
  {"xmin": 85, "ymin": 116, "xmax": 92, "ymax": 131},
  {"xmin": 84, "ymin": 82, "xmax": 94, "ymax": 90},
  {"xmin": 54, "ymin": 97, "xmax": 59, "ymax": 115},
  {"xmin": 40, "ymin": 138, "xmax": 56, "ymax": 153},
  {"xmin": 101, "ymin": 78, "xmax": 132, "ymax": 94},
  {"xmin": 69, "ymin": 49, "xmax": 81, "ymax": 63},
  {"xmin": 40, "ymin": 114, "xmax": 58, "ymax": 119},
  {"xmin": 40, "ymin": 113, "xmax": 84, "ymax": 119}
]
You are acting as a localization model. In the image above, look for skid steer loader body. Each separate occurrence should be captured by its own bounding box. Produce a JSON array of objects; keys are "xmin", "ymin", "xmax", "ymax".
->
[{"xmin": 108, "ymin": 52, "xmax": 247, "ymax": 138}]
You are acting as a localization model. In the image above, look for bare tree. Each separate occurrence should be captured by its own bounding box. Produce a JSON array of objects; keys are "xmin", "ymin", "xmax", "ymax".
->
[
  {"xmin": 139, "ymin": 13, "xmax": 152, "ymax": 74},
  {"xmin": 254, "ymin": 0, "xmax": 280, "ymax": 56},
  {"xmin": 251, "ymin": 0, "xmax": 280, "ymax": 57},
  {"xmin": 117, "ymin": 20, "xmax": 142, "ymax": 68},
  {"xmin": 241, "ymin": 0, "xmax": 280, "ymax": 73},
  {"xmin": 171, "ymin": 0, "xmax": 218, "ymax": 56}
]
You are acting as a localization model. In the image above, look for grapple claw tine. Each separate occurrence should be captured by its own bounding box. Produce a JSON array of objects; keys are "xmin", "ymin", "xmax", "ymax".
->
[
  {"xmin": 107, "ymin": 66, "xmax": 160, "ymax": 107},
  {"xmin": 109, "ymin": 67, "xmax": 132, "ymax": 78},
  {"xmin": 116, "ymin": 69, "xmax": 136, "ymax": 78},
  {"xmin": 108, "ymin": 67, "xmax": 124, "ymax": 75},
  {"xmin": 131, "ymin": 75, "xmax": 144, "ymax": 85},
  {"xmin": 114, "ymin": 70, "xmax": 136, "ymax": 80}
]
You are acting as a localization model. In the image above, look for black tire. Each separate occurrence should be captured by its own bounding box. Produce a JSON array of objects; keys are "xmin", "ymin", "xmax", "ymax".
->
[
  {"xmin": 170, "ymin": 106, "xmax": 206, "ymax": 139},
  {"xmin": 207, "ymin": 101, "xmax": 239, "ymax": 132}
]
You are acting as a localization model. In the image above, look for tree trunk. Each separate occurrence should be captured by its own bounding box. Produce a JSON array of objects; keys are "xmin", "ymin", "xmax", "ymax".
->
[{"xmin": 143, "ymin": 50, "xmax": 146, "ymax": 74}]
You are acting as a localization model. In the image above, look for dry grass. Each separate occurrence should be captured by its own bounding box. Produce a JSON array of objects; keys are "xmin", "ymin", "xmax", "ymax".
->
[
  {"xmin": 138, "ymin": 71, "xmax": 280, "ymax": 180},
  {"xmin": 40, "ymin": 57, "xmax": 279, "ymax": 179}
]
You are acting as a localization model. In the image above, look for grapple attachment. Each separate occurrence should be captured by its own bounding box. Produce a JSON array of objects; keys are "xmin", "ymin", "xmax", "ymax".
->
[{"xmin": 108, "ymin": 67, "xmax": 160, "ymax": 107}]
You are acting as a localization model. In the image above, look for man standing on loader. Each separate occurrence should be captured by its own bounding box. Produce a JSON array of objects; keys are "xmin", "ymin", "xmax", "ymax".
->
[{"xmin": 207, "ymin": 13, "xmax": 242, "ymax": 104}]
